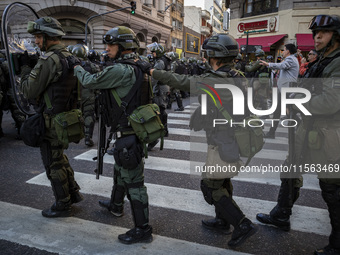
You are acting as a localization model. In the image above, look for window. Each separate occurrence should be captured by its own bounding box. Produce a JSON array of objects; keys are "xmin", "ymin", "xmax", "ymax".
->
[
  {"xmin": 177, "ymin": 39, "xmax": 182, "ymax": 48},
  {"xmin": 178, "ymin": 21, "xmax": 183, "ymax": 31},
  {"xmin": 172, "ymin": 18, "xmax": 177, "ymax": 28},
  {"xmin": 243, "ymin": 0, "xmax": 278, "ymax": 17}
]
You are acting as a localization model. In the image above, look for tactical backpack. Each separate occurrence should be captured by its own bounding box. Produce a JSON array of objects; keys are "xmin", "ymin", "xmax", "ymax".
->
[
  {"xmin": 44, "ymin": 50, "xmax": 84, "ymax": 149},
  {"xmin": 100, "ymin": 60, "xmax": 166, "ymax": 157},
  {"xmin": 217, "ymin": 102, "xmax": 265, "ymax": 166}
]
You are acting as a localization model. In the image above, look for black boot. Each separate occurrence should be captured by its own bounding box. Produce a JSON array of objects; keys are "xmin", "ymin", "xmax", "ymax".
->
[
  {"xmin": 314, "ymin": 245, "xmax": 340, "ymax": 255},
  {"xmin": 42, "ymin": 200, "xmax": 72, "ymax": 218},
  {"xmin": 85, "ymin": 135, "xmax": 94, "ymax": 147},
  {"xmin": 256, "ymin": 208, "xmax": 290, "ymax": 231},
  {"xmin": 98, "ymin": 200, "xmax": 124, "ymax": 217},
  {"xmin": 174, "ymin": 92, "xmax": 184, "ymax": 111},
  {"xmin": 202, "ymin": 218, "xmax": 231, "ymax": 234},
  {"xmin": 318, "ymin": 181, "xmax": 340, "ymax": 255},
  {"xmin": 257, "ymin": 178, "xmax": 300, "ymax": 231},
  {"xmin": 99, "ymin": 184, "xmax": 125, "ymax": 217},
  {"xmin": 174, "ymin": 106, "xmax": 184, "ymax": 111},
  {"xmin": 68, "ymin": 181, "xmax": 84, "ymax": 204},
  {"xmin": 214, "ymin": 196, "xmax": 257, "ymax": 247},
  {"xmin": 118, "ymin": 198, "xmax": 152, "ymax": 244},
  {"xmin": 228, "ymin": 218, "xmax": 257, "ymax": 247},
  {"xmin": 118, "ymin": 225, "xmax": 153, "ymax": 244}
]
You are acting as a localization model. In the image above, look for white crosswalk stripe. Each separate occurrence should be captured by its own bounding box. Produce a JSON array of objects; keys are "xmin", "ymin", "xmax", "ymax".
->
[
  {"xmin": 26, "ymin": 171, "xmax": 330, "ymax": 236},
  {"xmin": 5, "ymin": 102, "xmax": 330, "ymax": 254},
  {"xmin": 0, "ymin": 201, "xmax": 249, "ymax": 255}
]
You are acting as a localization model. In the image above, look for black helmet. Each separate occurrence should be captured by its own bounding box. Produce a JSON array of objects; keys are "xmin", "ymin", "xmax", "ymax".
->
[
  {"xmin": 266, "ymin": 55, "xmax": 274, "ymax": 61},
  {"xmin": 255, "ymin": 49, "xmax": 265, "ymax": 57},
  {"xmin": 235, "ymin": 53, "xmax": 242, "ymax": 60},
  {"xmin": 88, "ymin": 49, "xmax": 100, "ymax": 61},
  {"xmin": 147, "ymin": 42, "xmax": 165, "ymax": 58},
  {"xmin": 202, "ymin": 33, "xmax": 239, "ymax": 58},
  {"xmin": 308, "ymin": 15, "xmax": 340, "ymax": 36},
  {"xmin": 103, "ymin": 26, "xmax": 139, "ymax": 50},
  {"xmin": 27, "ymin": 17, "xmax": 65, "ymax": 37},
  {"xmin": 72, "ymin": 44, "xmax": 88, "ymax": 59}
]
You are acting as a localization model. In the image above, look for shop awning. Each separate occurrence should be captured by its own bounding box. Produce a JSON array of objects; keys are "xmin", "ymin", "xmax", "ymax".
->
[
  {"xmin": 235, "ymin": 34, "xmax": 287, "ymax": 52},
  {"xmin": 296, "ymin": 33, "xmax": 314, "ymax": 51}
]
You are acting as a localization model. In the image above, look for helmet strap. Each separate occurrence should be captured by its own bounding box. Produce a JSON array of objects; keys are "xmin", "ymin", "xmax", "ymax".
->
[
  {"xmin": 113, "ymin": 45, "xmax": 124, "ymax": 60},
  {"xmin": 42, "ymin": 34, "xmax": 47, "ymax": 51}
]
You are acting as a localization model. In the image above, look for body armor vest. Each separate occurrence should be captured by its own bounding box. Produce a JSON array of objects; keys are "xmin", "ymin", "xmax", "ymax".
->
[
  {"xmin": 44, "ymin": 50, "xmax": 79, "ymax": 115},
  {"xmin": 99, "ymin": 59, "xmax": 151, "ymax": 131}
]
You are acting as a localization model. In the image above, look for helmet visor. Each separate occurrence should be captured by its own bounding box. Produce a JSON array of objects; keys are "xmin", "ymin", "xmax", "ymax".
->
[
  {"xmin": 308, "ymin": 15, "xmax": 335, "ymax": 30},
  {"xmin": 103, "ymin": 34, "xmax": 119, "ymax": 44}
]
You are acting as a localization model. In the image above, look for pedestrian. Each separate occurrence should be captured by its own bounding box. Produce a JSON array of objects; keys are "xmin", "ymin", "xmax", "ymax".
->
[
  {"xmin": 74, "ymin": 26, "xmax": 153, "ymax": 244},
  {"xmin": 20, "ymin": 17, "xmax": 84, "ymax": 217},
  {"xmin": 135, "ymin": 33, "xmax": 257, "ymax": 248},
  {"xmin": 260, "ymin": 43, "xmax": 300, "ymax": 139},
  {"xmin": 256, "ymin": 14, "xmax": 340, "ymax": 255},
  {"xmin": 299, "ymin": 49, "xmax": 318, "ymax": 77}
]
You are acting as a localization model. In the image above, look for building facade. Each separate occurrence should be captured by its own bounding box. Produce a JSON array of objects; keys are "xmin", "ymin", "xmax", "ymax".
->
[
  {"xmin": 0, "ymin": 0, "xmax": 173, "ymax": 55},
  {"xmin": 169, "ymin": 0, "xmax": 184, "ymax": 57},
  {"xmin": 229, "ymin": 0, "xmax": 340, "ymax": 60}
]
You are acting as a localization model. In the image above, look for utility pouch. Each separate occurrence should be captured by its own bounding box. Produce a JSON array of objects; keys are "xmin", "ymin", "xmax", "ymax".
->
[
  {"xmin": 128, "ymin": 103, "xmax": 165, "ymax": 156},
  {"xmin": 320, "ymin": 127, "xmax": 340, "ymax": 163},
  {"xmin": 308, "ymin": 130, "xmax": 321, "ymax": 150},
  {"xmin": 113, "ymin": 135, "xmax": 143, "ymax": 170},
  {"xmin": 20, "ymin": 113, "xmax": 45, "ymax": 147},
  {"xmin": 53, "ymin": 109, "xmax": 84, "ymax": 149}
]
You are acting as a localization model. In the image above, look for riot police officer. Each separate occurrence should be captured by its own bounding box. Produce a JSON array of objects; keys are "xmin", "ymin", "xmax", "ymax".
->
[
  {"xmin": 256, "ymin": 15, "xmax": 340, "ymax": 255},
  {"xmin": 74, "ymin": 26, "xmax": 153, "ymax": 244},
  {"xmin": 20, "ymin": 17, "xmax": 83, "ymax": 217},
  {"xmin": 72, "ymin": 44, "xmax": 100, "ymax": 147},
  {"xmin": 146, "ymin": 42, "xmax": 170, "ymax": 150},
  {"xmin": 136, "ymin": 33, "xmax": 257, "ymax": 247},
  {"xmin": 245, "ymin": 49, "xmax": 271, "ymax": 112}
]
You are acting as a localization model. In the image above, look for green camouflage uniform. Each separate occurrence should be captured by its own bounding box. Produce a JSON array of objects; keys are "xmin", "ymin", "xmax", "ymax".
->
[
  {"xmin": 20, "ymin": 44, "xmax": 82, "ymax": 204},
  {"xmin": 74, "ymin": 52, "xmax": 150, "ymax": 227}
]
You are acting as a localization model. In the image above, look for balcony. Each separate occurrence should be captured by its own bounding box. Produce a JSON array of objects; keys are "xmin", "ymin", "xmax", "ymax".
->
[
  {"xmin": 201, "ymin": 10, "xmax": 211, "ymax": 21},
  {"xmin": 200, "ymin": 26, "xmax": 210, "ymax": 35}
]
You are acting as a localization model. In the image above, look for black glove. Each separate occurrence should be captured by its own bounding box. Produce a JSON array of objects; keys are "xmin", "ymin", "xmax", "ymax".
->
[
  {"xmin": 19, "ymin": 51, "xmax": 30, "ymax": 67},
  {"xmin": 29, "ymin": 53, "xmax": 39, "ymax": 68},
  {"xmin": 66, "ymin": 55, "xmax": 81, "ymax": 70},
  {"xmin": 135, "ymin": 59, "xmax": 152, "ymax": 75}
]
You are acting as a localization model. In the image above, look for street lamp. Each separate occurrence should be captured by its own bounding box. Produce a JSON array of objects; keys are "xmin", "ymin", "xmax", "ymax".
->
[{"xmin": 84, "ymin": 2, "xmax": 136, "ymax": 46}]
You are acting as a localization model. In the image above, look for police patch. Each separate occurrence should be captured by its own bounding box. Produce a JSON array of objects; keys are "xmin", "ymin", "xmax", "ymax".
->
[{"xmin": 30, "ymin": 71, "xmax": 37, "ymax": 79}]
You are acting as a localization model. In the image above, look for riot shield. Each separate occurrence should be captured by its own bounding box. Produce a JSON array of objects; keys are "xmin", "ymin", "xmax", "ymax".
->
[{"xmin": 1, "ymin": 2, "xmax": 39, "ymax": 115}]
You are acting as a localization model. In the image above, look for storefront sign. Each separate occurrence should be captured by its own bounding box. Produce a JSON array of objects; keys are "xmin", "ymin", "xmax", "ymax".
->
[{"xmin": 237, "ymin": 16, "xmax": 278, "ymax": 34}]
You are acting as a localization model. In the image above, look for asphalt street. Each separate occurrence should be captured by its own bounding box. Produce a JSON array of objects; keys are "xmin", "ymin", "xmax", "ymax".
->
[{"xmin": 0, "ymin": 97, "xmax": 330, "ymax": 255}]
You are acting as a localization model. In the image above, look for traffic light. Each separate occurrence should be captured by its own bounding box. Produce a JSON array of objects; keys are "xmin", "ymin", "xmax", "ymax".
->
[{"xmin": 130, "ymin": 1, "xmax": 136, "ymax": 14}]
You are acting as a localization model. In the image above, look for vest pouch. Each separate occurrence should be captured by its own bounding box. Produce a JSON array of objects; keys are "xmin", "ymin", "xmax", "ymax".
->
[
  {"xmin": 113, "ymin": 135, "xmax": 143, "ymax": 170},
  {"xmin": 320, "ymin": 127, "xmax": 340, "ymax": 163},
  {"xmin": 128, "ymin": 104, "xmax": 166, "ymax": 145},
  {"xmin": 308, "ymin": 130, "xmax": 321, "ymax": 150},
  {"xmin": 53, "ymin": 109, "xmax": 84, "ymax": 149},
  {"xmin": 235, "ymin": 116, "xmax": 265, "ymax": 158},
  {"xmin": 20, "ymin": 113, "xmax": 45, "ymax": 147}
]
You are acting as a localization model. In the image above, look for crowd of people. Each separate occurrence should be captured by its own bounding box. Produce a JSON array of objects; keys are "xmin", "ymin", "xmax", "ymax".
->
[{"xmin": 1, "ymin": 13, "xmax": 340, "ymax": 255}]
